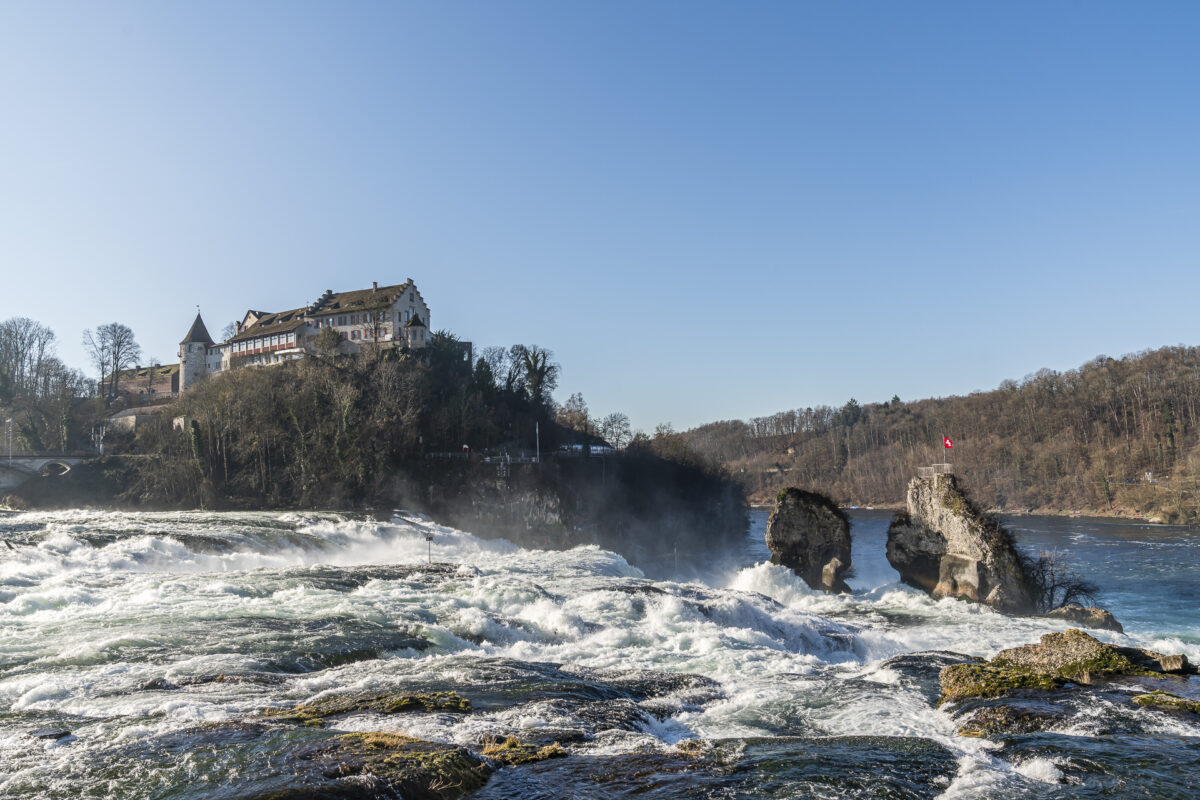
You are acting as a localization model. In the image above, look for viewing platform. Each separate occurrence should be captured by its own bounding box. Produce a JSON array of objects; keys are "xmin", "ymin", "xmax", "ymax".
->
[{"xmin": 917, "ymin": 463, "xmax": 953, "ymax": 479}]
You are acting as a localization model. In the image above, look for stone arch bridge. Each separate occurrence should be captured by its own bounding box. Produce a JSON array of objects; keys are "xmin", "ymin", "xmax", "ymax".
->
[{"xmin": 0, "ymin": 456, "xmax": 85, "ymax": 490}]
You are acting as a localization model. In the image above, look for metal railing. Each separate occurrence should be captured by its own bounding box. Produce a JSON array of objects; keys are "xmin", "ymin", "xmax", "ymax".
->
[{"xmin": 917, "ymin": 463, "xmax": 953, "ymax": 479}]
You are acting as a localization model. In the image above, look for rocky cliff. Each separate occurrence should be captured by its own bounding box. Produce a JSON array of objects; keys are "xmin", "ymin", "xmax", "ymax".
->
[
  {"xmin": 886, "ymin": 474, "xmax": 1034, "ymax": 614},
  {"xmin": 764, "ymin": 487, "xmax": 852, "ymax": 593}
]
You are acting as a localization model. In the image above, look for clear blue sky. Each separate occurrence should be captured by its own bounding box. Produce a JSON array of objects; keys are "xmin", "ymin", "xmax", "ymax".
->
[{"xmin": 2, "ymin": 2, "xmax": 1198, "ymax": 432}]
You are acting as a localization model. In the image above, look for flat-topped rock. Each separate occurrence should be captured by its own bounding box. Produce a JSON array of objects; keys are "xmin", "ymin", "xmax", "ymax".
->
[{"xmin": 1043, "ymin": 604, "xmax": 1123, "ymax": 633}]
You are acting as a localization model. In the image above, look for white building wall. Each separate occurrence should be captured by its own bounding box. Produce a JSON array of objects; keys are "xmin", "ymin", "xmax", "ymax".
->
[{"xmin": 179, "ymin": 342, "xmax": 208, "ymax": 391}]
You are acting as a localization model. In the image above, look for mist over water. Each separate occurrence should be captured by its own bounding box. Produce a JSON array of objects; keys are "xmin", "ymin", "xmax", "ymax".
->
[{"xmin": 0, "ymin": 507, "xmax": 1197, "ymax": 798}]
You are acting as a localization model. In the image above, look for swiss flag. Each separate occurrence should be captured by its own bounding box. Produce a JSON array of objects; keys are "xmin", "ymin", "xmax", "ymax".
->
[{"xmin": 943, "ymin": 437, "xmax": 954, "ymax": 449}]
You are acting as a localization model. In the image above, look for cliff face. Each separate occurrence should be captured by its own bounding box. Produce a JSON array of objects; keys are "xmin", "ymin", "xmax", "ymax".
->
[
  {"xmin": 886, "ymin": 474, "xmax": 1034, "ymax": 614},
  {"xmin": 764, "ymin": 488, "xmax": 851, "ymax": 593}
]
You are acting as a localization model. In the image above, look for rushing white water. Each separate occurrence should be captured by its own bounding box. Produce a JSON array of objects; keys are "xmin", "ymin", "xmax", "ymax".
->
[{"xmin": 0, "ymin": 508, "xmax": 1197, "ymax": 799}]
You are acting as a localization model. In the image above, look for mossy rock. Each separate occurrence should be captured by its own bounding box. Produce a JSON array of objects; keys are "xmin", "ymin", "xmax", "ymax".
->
[
  {"xmin": 993, "ymin": 629, "xmax": 1159, "ymax": 684},
  {"xmin": 310, "ymin": 733, "xmax": 491, "ymax": 800},
  {"xmin": 1132, "ymin": 691, "xmax": 1200, "ymax": 715},
  {"xmin": 479, "ymin": 735, "xmax": 567, "ymax": 766},
  {"xmin": 938, "ymin": 663, "xmax": 1064, "ymax": 704},
  {"xmin": 939, "ymin": 629, "xmax": 1176, "ymax": 704},
  {"xmin": 955, "ymin": 704, "xmax": 1065, "ymax": 737},
  {"xmin": 264, "ymin": 690, "xmax": 471, "ymax": 726}
]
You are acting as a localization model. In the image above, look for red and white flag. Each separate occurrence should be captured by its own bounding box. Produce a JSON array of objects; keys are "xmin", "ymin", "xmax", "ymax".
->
[{"xmin": 943, "ymin": 436, "xmax": 954, "ymax": 449}]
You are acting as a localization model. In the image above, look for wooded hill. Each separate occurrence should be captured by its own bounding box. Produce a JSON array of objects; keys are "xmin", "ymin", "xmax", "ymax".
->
[
  {"xmin": 682, "ymin": 345, "xmax": 1200, "ymax": 521},
  {"xmin": 15, "ymin": 334, "xmax": 747, "ymax": 566}
]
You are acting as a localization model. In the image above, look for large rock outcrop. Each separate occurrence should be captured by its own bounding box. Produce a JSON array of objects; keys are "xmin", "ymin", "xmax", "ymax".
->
[
  {"xmin": 765, "ymin": 487, "xmax": 852, "ymax": 593},
  {"xmin": 938, "ymin": 628, "xmax": 1194, "ymax": 705},
  {"xmin": 886, "ymin": 474, "xmax": 1034, "ymax": 614}
]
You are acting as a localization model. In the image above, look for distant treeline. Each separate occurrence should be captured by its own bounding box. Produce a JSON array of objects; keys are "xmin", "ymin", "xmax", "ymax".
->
[{"xmin": 682, "ymin": 345, "xmax": 1200, "ymax": 521}]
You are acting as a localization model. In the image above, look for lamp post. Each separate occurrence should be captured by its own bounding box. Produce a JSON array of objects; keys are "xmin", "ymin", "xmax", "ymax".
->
[
  {"xmin": 424, "ymin": 533, "xmax": 434, "ymax": 564},
  {"xmin": 4, "ymin": 418, "xmax": 11, "ymax": 466}
]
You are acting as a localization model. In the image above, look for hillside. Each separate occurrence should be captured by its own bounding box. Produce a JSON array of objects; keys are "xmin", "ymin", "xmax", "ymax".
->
[
  {"xmin": 13, "ymin": 336, "xmax": 747, "ymax": 568},
  {"xmin": 682, "ymin": 345, "xmax": 1200, "ymax": 522}
]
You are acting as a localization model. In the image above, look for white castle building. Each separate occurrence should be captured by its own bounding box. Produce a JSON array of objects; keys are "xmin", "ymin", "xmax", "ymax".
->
[{"xmin": 179, "ymin": 279, "xmax": 431, "ymax": 392}]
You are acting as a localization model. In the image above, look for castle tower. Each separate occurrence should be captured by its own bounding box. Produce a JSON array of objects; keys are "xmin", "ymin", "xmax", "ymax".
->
[{"xmin": 179, "ymin": 312, "xmax": 214, "ymax": 392}]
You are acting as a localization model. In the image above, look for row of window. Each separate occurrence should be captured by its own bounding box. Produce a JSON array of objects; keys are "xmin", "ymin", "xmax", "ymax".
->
[
  {"xmin": 232, "ymin": 332, "xmax": 296, "ymax": 353},
  {"xmin": 313, "ymin": 308, "xmax": 419, "ymax": 328}
]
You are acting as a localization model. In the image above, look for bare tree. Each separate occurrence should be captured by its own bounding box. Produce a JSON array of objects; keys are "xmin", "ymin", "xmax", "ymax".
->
[
  {"xmin": 556, "ymin": 392, "xmax": 589, "ymax": 432},
  {"xmin": 1024, "ymin": 548, "xmax": 1100, "ymax": 613},
  {"xmin": 599, "ymin": 412, "xmax": 632, "ymax": 448},
  {"xmin": 83, "ymin": 323, "xmax": 141, "ymax": 400},
  {"xmin": 0, "ymin": 317, "xmax": 57, "ymax": 395},
  {"xmin": 220, "ymin": 322, "xmax": 237, "ymax": 342}
]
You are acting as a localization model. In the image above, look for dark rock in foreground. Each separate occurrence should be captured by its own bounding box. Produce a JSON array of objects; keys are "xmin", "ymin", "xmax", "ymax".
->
[
  {"xmin": 302, "ymin": 733, "xmax": 490, "ymax": 800},
  {"xmin": 956, "ymin": 704, "xmax": 1067, "ymax": 737},
  {"xmin": 765, "ymin": 487, "xmax": 852, "ymax": 593},
  {"xmin": 886, "ymin": 475, "xmax": 1035, "ymax": 614},
  {"xmin": 28, "ymin": 728, "xmax": 71, "ymax": 741}
]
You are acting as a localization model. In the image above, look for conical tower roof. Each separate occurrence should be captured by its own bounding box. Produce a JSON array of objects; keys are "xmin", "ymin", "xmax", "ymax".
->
[{"xmin": 180, "ymin": 312, "xmax": 214, "ymax": 345}]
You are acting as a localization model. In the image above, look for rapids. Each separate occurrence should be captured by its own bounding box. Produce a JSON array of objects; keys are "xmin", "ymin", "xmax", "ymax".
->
[{"xmin": 0, "ymin": 508, "xmax": 1196, "ymax": 798}]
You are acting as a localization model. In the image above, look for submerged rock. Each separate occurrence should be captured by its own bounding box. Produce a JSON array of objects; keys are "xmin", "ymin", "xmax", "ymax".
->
[
  {"xmin": 886, "ymin": 475, "xmax": 1034, "ymax": 613},
  {"xmin": 264, "ymin": 690, "xmax": 471, "ymax": 726},
  {"xmin": 956, "ymin": 704, "xmax": 1066, "ymax": 737},
  {"xmin": 471, "ymin": 735, "xmax": 958, "ymax": 800},
  {"xmin": 764, "ymin": 487, "xmax": 852, "ymax": 593},
  {"xmin": 1044, "ymin": 604, "xmax": 1124, "ymax": 633},
  {"xmin": 479, "ymin": 736, "xmax": 567, "ymax": 766},
  {"xmin": 1132, "ymin": 690, "xmax": 1200, "ymax": 715},
  {"xmin": 28, "ymin": 728, "xmax": 72, "ymax": 741},
  {"xmin": 304, "ymin": 733, "xmax": 491, "ymax": 800},
  {"xmin": 939, "ymin": 628, "xmax": 1194, "ymax": 705}
]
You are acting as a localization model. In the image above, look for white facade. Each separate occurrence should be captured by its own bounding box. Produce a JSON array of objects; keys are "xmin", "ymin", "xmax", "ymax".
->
[{"xmin": 178, "ymin": 280, "xmax": 432, "ymax": 391}]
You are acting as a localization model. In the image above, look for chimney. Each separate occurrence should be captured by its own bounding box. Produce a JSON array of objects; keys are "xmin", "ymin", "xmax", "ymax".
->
[{"xmin": 372, "ymin": 281, "xmax": 378, "ymax": 292}]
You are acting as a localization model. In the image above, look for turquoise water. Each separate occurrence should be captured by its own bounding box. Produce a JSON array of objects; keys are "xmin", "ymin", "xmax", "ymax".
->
[{"xmin": 742, "ymin": 509, "xmax": 1200, "ymax": 649}]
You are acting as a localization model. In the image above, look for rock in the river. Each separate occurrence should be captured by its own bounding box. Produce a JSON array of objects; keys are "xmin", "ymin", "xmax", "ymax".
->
[
  {"xmin": 304, "ymin": 733, "xmax": 491, "ymax": 800},
  {"xmin": 939, "ymin": 628, "xmax": 1195, "ymax": 704},
  {"xmin": 28, "ymin": 728, "xmax": 71, "ymax": 741},
  {"xmin": 263, "ymin": 690, "xmax": 471, "ymax": 726},
  {"xmin": 886, "ymin": 475, "xmax": 1034, "ymax": 613},
  {"xmin": 1132, "ymin": 691, "xmax": 1200, "ymax": 715},
  {"xmin": 764, "ymin": 488, "xmax": 852, "ymax": 593},
  {"xmin": 956, "ymin": 704, "xmax": 1066, "ymax": 737},
  {"xmin": 1043, "ymin": 604, "xmax": 1124, "ymax": 633}
]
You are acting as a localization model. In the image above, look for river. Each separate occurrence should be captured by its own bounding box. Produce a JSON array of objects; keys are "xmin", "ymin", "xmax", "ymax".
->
[{"xmin": 0, "ymin": 508, "xmax": 1197, "ymax": 798}]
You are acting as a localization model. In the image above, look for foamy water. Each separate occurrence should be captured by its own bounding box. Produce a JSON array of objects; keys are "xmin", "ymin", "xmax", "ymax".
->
[{"xmin": 0, "ymin": 508, "xmax": 1196, "ymax": 798}]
